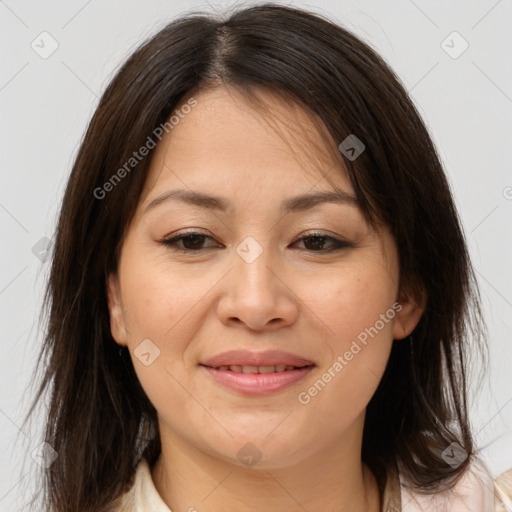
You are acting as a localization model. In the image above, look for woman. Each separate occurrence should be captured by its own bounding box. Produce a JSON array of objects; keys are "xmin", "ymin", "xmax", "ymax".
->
[{"xmin": 27, "ymin": 3, "xmax": 512, "ymax": 511}]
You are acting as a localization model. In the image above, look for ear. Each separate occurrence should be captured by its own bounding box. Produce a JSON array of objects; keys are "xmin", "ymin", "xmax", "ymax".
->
[
  {"xmin": 106, "ymin": 272, "xmax": 128, "ymax": 346},
  {"xmin": 393, "ymin": 285, "xmax": 427, "ymax": 340}
]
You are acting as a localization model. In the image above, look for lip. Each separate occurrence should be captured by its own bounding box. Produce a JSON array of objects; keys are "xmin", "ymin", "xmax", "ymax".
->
[
  {"xmin": 201, "ymin": 349, "xmax": 314, "ymax": 368},
  {"xmin": 201, "ymin": 365, "xmax": 315, "ymax": 396}
]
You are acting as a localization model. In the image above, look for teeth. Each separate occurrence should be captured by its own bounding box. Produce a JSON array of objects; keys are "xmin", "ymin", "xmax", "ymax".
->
[
  {"xmin": 242, "ymin": 365, "xmax": 259, "ymax": 374},
  {"xmin": 215, "ymin": 364, "xmax": 304, "ymax": 373},
  {"xmin": 258, "ymin": 365, "xmax": 277, "ymax": 373}
]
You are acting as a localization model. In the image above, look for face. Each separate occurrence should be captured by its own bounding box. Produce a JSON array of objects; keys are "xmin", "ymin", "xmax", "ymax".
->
[{"xmin": 107, "ymin": 85, "xmax": 423, "ymax": 469}]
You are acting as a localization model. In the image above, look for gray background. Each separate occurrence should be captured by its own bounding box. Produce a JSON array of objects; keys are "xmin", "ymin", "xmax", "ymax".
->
[{"xmin": 1, "ymin": 0, "xmax": 511, "ymax": 510}]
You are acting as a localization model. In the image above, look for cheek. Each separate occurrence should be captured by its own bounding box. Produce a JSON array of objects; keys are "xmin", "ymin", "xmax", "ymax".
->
[
  {"xmin": 298, "ymin": 254, "xmax": 397, "ymax": 404},
  {"xmin": 296, "ymin": 291, "xmax": 396, "ymax": 445},
  {"xmin": 119, "ymin": 264, "xmax": 194, "ymax": 423},
  {"xmin": 302, "ymin": 254, "xmax": 398, "ymax": 346},
  {"xmin": 116, "ymin": 254, "xmax": 193, "ymax": 391},
  {"xmin": 333, "ymin": 280, "xmax": 397, "ymax": 344},
  {"xmin": 119, "ymin": 250, "xmax": 202, "ymax": 343},
  {"xmin": 117, "ymin": 250, "xmax": 219, "ymax": 404}
]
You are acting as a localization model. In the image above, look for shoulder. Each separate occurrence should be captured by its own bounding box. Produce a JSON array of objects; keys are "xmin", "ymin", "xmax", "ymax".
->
[
  {"xmin": 400, "ymin": 456, "xmax": 497, "ymax": 512},
  {"xmin": 494, "ymin": 466, "xmax": 512, "ymax": 512}
]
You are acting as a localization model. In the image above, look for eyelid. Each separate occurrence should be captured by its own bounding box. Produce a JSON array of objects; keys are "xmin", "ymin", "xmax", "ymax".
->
[
  {"xmin": 291, "ymin": 231, "xmax": 355, "ymax": 252},
  {"xmin": 291, "ymin": 229, "xmax": 348, "ymax": 244},
  {"xmin": 158, "ymin": 229, "xmax": 222, "ymax": 252},
  {"xmin": 158, "ymin": 229, "xmax": 354, "ymax": 254}
]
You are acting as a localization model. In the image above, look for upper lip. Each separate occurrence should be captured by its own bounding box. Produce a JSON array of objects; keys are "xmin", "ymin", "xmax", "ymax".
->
[{"xmin": 201, "ymin": 350, "xmax": 315, "ymax": 368}]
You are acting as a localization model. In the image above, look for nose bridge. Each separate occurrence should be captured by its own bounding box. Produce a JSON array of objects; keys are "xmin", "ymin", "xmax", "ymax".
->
[
  {"xmin": 217, "ymin": 233, "xmax": 297, "ymax": 331},
  {"xmin": 232, "ymin": 234, "xmax": 276, "ymax": 298}
]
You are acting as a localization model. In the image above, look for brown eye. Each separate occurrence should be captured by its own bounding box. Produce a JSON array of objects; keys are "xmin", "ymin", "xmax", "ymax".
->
[
  {"xmin": 292, "ymin": 233, "xmax": 354, "ymax": 252},
  {"xmin": 159, "ymin": 231, "xmax": 354, "ymax": 254},
  {"xmin": 159, "ymin": 233, "xmax": 221, "ymax": 252}
]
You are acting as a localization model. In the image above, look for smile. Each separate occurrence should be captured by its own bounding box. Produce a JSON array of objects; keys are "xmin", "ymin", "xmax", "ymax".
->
[{"xmin": 200, "ymin": 364, "xmax": 315, "ymax": 396}]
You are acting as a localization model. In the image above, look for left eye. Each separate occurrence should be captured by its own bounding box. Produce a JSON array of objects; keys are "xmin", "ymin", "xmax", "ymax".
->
[
  {"xmin": 160, "ymin": 233, "xmax": 221, "ymax": 252},
  {"xmin": 294, "ymin": 234, "xmax": 351, "ymax": 252},
  {"xmin": 159, "ymin": 232, "xmax": 353, "ymax": 253}
]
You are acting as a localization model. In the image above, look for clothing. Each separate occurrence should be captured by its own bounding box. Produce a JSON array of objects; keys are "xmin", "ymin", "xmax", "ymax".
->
[{"xmin": 113, "ymin": 456, "xmax": 512, "ymax": 511}]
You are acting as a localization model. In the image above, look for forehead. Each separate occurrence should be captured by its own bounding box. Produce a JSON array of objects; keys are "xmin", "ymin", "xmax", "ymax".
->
[{"xmin": 141, "ymin": 85, "xmax": 352, "ymax": 206}]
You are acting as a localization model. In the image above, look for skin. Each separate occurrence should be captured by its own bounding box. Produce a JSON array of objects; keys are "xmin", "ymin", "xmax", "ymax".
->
[{"xmin": 107, "ymin": 85, "xmax": 425, "ymax": 512}]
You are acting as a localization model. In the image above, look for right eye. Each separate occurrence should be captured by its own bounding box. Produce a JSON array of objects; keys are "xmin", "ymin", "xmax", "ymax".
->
[{"xmin": 158, "ymin": 232, "xmax": 223, "ymax": 253}]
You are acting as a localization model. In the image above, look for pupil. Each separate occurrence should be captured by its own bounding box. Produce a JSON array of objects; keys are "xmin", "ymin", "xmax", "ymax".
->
[
  {"xmin": 306, "ymin": 236, "xmax": 324, "ymax": 250},
  {"xmin": 184, "ymin": 235, "xmax": 204, "ymax": 250}
]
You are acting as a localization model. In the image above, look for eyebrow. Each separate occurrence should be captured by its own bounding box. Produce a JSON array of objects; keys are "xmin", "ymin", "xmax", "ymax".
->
[{"xmin": 144, "ymin": 188, "xmax": 359, "ymax": 214}]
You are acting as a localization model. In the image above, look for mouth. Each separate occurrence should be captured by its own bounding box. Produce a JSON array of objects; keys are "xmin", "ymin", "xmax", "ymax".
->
[
  {"xmin": 199, "ymin": 363, "xmax": 316, "ymax": 395},
  {"xmin": 201, "ymin": 363, "xmax": 313, "ymax": 373}
]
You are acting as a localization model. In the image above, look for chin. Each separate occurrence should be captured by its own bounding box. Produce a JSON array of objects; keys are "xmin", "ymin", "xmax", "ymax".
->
[{"xmin": 201, "ymin": 432, "xmax": 310, "ymax": 470}]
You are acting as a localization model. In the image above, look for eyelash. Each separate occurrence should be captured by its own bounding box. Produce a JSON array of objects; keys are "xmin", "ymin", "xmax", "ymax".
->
[{"xmin": 158, "ymin": 231, "xmax": 354, "ymax": 254}]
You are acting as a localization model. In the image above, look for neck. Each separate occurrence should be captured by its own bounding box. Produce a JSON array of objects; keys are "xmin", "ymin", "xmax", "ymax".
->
[{"xmin": 151, "ymin": 415, "xmax": 381, "ymax": 512}]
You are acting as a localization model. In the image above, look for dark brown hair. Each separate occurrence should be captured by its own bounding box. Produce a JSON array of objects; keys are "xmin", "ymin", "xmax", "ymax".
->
[{"xmin": 25, "ymin": 3, "xmax": 487, "ymax": 511}]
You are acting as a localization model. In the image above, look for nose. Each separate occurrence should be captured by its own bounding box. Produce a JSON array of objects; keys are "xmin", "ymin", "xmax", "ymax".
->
[{"xmin": 216, "ymin": 241, "xmax": 299, "ymax": 333}]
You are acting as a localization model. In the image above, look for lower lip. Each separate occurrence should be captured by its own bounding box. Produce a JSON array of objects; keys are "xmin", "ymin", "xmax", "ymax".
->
[{"xmin": 200, "ymin": 365, "xmax": 315, "ymax": 396}]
